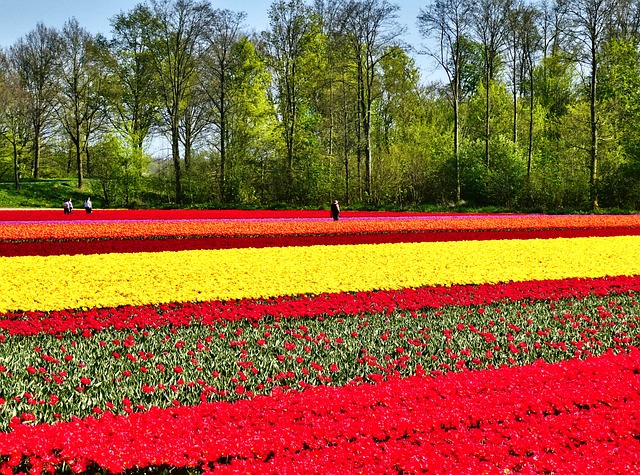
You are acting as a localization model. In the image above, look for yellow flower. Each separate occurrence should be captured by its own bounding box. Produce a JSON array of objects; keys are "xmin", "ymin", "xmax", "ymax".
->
[{"xmin": 1, "ymin": 235, "xmax": 640, "ymax": 313}]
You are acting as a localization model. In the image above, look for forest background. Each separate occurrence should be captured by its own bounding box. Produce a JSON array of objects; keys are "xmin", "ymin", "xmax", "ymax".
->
[{"xmin": 1, "ymin": 0, "xmax": 640, "ymax": 212}]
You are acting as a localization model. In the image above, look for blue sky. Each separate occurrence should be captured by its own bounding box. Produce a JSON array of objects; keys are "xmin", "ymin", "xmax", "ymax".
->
[{"xmin": 0, "ymin": 0, "xmax": 440, "ymax": 82}]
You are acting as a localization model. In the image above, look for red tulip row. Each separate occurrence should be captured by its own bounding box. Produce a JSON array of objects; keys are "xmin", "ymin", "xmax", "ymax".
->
[
  {"xmin": 1, "ymin": 226, "xmax": 639, "ymax": 257},
  {"xmin": 1, "ymin": 274, "xmax": 638, "ymax": 337},
  {"xmin": 1, "ymin": 287, "xmax": 636, "ymax": 429},
  {"xmin": 2, "ymin": 348, "xmax": 639, "ymax": 475}
]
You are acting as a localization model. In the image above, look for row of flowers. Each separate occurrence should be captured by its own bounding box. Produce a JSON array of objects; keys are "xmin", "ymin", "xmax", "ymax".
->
[
  {"xmin": 2, "ymin": 347, "xmax": 639, "ymax": 474},
  {"xmin": 0, "ymin": 288, "xmax": 637, "ymax": 428},
  {"xmin": 2, "ymin": 226, "xmax": 639, "ymax": 257},
  {"xmin": 1, "ymin": 274, "xmax": 638, "ymax": 336},
  {"xmin": 0, "ymin": 209, "xmax": 432, "ymax": 222},
  {"xmin": 2, "ymin": 210, "xmax": 640, "ymax": 473},
  {"xmin": 2, "ymin": 235, "xmax": 640, "ymax": 313},
  {"xmin": 2, "ymin": 213, "xmax": 640, "ymax": 242}
]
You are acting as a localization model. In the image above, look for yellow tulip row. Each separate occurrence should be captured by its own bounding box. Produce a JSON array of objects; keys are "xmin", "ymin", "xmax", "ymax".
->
[{"xmin": 3, "ymin": 235, "xmax": 640, "ymax": 313}]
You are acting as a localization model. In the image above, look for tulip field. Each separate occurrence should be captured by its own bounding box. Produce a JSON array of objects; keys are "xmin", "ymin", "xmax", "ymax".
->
[{"xmin": 1, "ymin": 209, "xmax": 640, "ymax": 474}]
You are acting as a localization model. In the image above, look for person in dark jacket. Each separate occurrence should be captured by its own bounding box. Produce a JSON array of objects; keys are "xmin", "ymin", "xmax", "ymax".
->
[{"xmin": 330, "ymin": 200, "xmax": 340, "ymax": 221}]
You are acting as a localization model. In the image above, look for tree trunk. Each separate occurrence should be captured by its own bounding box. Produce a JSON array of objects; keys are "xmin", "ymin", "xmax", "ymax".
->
[
  {"xmin": 364, "ymin": 106, "xmax": 372, "ymax": 201},
  {"xmin": 328, "ymin": 73, "xmax": 334, "ymax": 158},
  {"xmin": 590, "ymin": 53, "xmax": 598, "ymax": 209},
  {"xmin": 342, "ymin": 80, "xmax": 350, "ymax": 206},
  {"xmin": 364, "ymin": 61, "xmax": 374, "ymax": 202},
  {"xmin": 219, "ymin": 72, "xmax": 227, "ymax": 203},
  {"xmin": 284, "ymin": 60, "xmax": 297, "ymax": 202},
  {"xmin": 512, "ymin": 55, "xmax": 518, "ymax": 146},
  {"xmin": 485, "ymin": 68, "xmax": 491, "ymax": 168},
  {"xmin": 184, "ymin": 109, "xmax": 192, "ymax": 173},
  {"xmin": 13, "ymin": 142, "xmax": 20, "ymax": 191},
  {"xmin": 85, "ymin": 143, "xmax": 91, "ymax": 178},
  {"xmin": 527, "ymin": 62, "xmax": 534, "ymax": 182},
  {"xmin": 75, "ymin": 126, "xmax": 83, "ymax": 189},
  {"xmin": 454, "ymin": 95, "xmax": 461, "ymax": 203},
  {"xmin": 172, "ymin": 122, "xmax": 183, "ymax": 204},
  {"xmin": 356, "ymin": 60, "xmax": 363, "ymax": 203},
  {"xmin": 33, "ymin": 124, "xmax": 41, "ymax": 180}
]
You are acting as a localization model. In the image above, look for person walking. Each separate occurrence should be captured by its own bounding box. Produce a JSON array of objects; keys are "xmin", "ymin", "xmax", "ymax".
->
[
  {"xmin": 330, "ymin": 199, "xmax": 340, "ymax": 221},
  {"xmin": 84, "ymin": 197, "xmax": 93, "ymax": 214},
  {"xmin": 63, "ymin": 198, "xmax": 73, "ymax": 214}
]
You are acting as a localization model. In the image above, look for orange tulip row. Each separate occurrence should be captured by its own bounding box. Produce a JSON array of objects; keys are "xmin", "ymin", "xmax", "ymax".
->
[{"xmin": 1, "ymin": 213, "xmax": 640, "ymax": 242}]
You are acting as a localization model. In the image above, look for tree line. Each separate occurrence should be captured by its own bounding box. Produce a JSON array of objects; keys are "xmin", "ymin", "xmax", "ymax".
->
[{"xmin": 1, "ymin": 0, "xmax": 639, "ymax": 210}]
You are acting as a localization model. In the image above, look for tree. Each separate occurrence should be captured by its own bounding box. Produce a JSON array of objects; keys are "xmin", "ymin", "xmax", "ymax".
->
[
  {"xmin": 54, "ymin": 18, "xmax": 107, "ymax": 188},
  {"xmin": 9, "ymin": 23, "xmax": 60, "ymax": 179},
  {"xmin": 504, "ymin": 3, "xmax": 541, "ymax": 180},
  {"xmin": 595, "ymin": 37, "xmax": 640, "ymax": 206},
  {"xmin": 91, "ymin": 134, "xmax": 150, "ymax": 207},
  {"xmin": 0, "ymin": 52, "xmax": 31, "ymax": 190},
  {"xmin": 561, "ymin": 0, "xmax": 618, "ymax": 208},
  {"xmin": 200, "ymin": 9, "xmax": 247, "ymax": 203},
  {"xmin": 535, "ymin": 0, "xmax": 574, "ymax": 124},
  {"xmin": 322, "ymin": 29, "xmax": 359, "ymax": 206},
  {"xmin": 223, "ymin": 37, "xmax": 277, "ymax": 205},
  {"xmin": 261, "ymin": 0, "xmax": 317, "ymax": 201},
  {"xmin": 144, "ymin": 0, "xmax": 213, "ymax": 203},
  {"xmin": 470, "ymin": 0, "xmax": 512, "ymax": 168},
  {"xmin": 505, "ymin": 2, "xmax": 524, "ymax": 147},
  {"xmin": 339, "ymin": 0, "xmax": 405, "ymax": 202},
  {"xmin": 610, "ymin": 0, "xmax": 640, "ymax": 40},
  {"xmin": 108, "ymin": 5, "xmax": 160, "ymax": 152},
  {"xmin": 374, "ymin": 47, "xmax": 429, "ymax": 205},
  {"xmin": 418, "ymin": 0, "xmax": 473, "ymax": 202}
]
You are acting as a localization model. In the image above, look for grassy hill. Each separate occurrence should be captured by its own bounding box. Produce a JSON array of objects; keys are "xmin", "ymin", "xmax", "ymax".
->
[{"xmin": 0, "ymin": 179, "xmax": 92, "ymax": 209}]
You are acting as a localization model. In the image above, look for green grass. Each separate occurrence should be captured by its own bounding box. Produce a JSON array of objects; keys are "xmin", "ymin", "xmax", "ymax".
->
[{"xmin": 0, "ymin": 179, "xmax": 91, "ymax": 209}]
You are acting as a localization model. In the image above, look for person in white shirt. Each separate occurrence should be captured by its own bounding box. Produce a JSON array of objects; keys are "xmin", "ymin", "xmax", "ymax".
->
[{"xmin": 63, "ymin": 198, "xmax": 73, "ymax": 214}]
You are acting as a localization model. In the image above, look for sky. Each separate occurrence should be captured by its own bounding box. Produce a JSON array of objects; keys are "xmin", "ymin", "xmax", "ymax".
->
[{"xmin": 0, "ymin": 0, "xmax": 442, "ymax": 83}]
